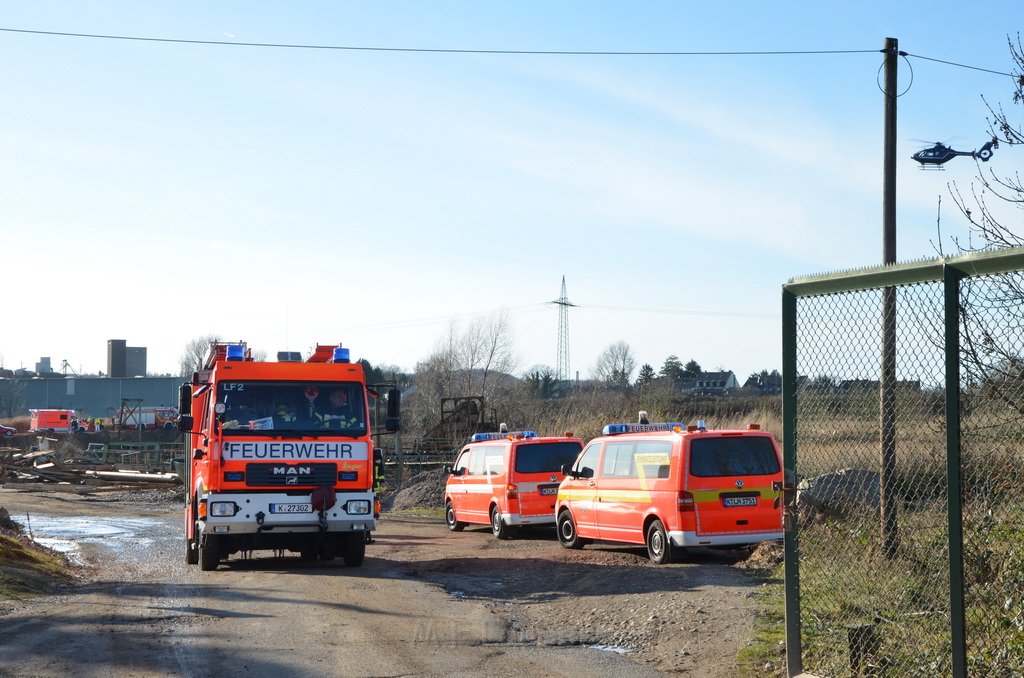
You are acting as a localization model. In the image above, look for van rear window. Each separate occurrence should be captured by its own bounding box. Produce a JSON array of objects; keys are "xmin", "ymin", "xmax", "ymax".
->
[
  {"xmin": 690, "ymin": 437, "xmax": 780, "ymax": 477},
  {"xmin": 515, "ymin": 441, "xmax": 583, "ymax": 474}
]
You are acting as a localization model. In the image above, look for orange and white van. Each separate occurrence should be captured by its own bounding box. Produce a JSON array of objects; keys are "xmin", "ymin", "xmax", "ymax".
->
[
  {"xmin": 556, "ymin": 419, "xmax": 783, "ymax": 563},
  {"xmin": 444, "ymin": 429, "xmax": 584, "ymax": 539}
]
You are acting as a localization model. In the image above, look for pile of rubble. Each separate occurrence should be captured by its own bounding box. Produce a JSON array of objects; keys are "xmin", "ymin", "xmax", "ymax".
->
[
  {"xmin": 383, "ymin": 467, "xmax": 448, "ymax": 512},
  {"xmin": 1, "ymin": 442, "xmax": 180, "ymax": 490}
]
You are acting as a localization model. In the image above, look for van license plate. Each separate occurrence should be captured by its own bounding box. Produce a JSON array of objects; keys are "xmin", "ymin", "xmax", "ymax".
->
[
  {"xmin": 723, "ymin": 497, "xmax": 757, "ymax": 507},
  {"xmin": 540, "ymin": 486, "xmax": 558, "ymax": 496},
  {"xmin": 270, "ymin": 503, "xmax": 313, "ymax": 513}
]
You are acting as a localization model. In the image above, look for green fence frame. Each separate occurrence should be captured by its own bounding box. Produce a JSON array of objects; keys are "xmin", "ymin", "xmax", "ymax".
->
[{"xmin": 782, "ymin": 247, "xmax": 1024, "ymax": 677}]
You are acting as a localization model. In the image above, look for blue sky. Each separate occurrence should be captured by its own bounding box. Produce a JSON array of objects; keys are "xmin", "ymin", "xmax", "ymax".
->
[{"xmin": 1, "ymin": 2, "xmax": 1019, "ymax": 379}]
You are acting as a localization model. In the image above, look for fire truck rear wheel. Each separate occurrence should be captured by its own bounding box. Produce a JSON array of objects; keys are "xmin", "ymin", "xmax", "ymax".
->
[
  {"xmin": 342, "ymin": 534, "xmax": 365, "ymax": 567},
  {"xmin": 646, "ymin": 519, "xmax": 674, "ymax": 564},
  {"xmin": 444, "ymin": 501, "xmax": 465, "ymax": 532},
  {"xmin": 557, "ymin": 510, "xmax": 584, "ymax": 549},
  {"xmin": 199, "ymin": 535, "xmax": 221, "ymax": 571}
]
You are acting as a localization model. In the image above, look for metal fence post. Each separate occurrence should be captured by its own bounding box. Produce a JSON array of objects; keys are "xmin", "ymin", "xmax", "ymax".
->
[
  {"xmin": 782, "ymin": 287, "xmax": 803, "ymax": 676},
  {"xmin": 944, "ymin": 263, "xmax": 967, "ymax": 677}
]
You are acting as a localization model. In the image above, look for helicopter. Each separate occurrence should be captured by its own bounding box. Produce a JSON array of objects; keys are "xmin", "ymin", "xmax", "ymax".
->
[{"xmin": 911, "ymin": 138, "xmax": 997, "ymax": 168}]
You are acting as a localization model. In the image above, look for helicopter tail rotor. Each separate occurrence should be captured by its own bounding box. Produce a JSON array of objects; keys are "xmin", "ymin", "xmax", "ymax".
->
[{"xmin": 975, "ymin": 139, "xmax": 996, "ymax": 162}]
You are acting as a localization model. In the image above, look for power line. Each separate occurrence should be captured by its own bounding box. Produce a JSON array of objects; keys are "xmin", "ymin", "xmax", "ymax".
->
[
  {"xmin": 0, "ymin": 27, "xmax": 877, "ymax": 56},
  {"xmin": 6, "ymin": 27, "xmax": 1013, "ymax": 77},
  {"xmin": 585, "ymin": 303, "xmax": 780, "ymax": 320},
  {"xmin": 903, "ymin": 51, "xmax": 1014, "ymax": 78}
]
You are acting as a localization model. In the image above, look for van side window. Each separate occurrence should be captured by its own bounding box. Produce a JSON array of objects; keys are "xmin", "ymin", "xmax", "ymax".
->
[
  {"xmin": 453, "ymin": 449, "xmax": 471, "ymax": 474},
  {"xmin": 602, "ymin": 443, "xmax": 635, "ymax": 478},
  {"xmin": 574, "ymin": 443, "xmax": 601, "ymax": 479},
  {"xmin": 634, "ymin": 441, "xmax": 672, "ymax": 479},
  {"xmin": 469, "ymin": 448, "xmax": 486, "ymax": 476},
  {"xmin": 483, "ymin": 445, "xmax": 507, "ymax": 475},
  {"xmin": 467, "ymin": 445, "xmax": 505, "ymax": 476}
]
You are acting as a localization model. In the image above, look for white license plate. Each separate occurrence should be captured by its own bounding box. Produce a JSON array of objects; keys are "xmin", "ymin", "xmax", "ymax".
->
[
  {"xmin": 540, "ymin": 487, "xmax": 558, "ymax": 496},
  {"xmin": 723, "ymin": 496, "xmax": 758, "ymax": 507},
  {"xmin": 270, "ymin": 503, "xmax": 313, "ymax": 514}
]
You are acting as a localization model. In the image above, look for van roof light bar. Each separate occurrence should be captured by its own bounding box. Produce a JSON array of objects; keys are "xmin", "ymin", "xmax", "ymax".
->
[
  {"xmin": 602, "ymin": 422, "xmax": 684, "ymax": 435},
  {"xmin": 470, "ymin": 430, "xmax": 537, "ymax": 442}
]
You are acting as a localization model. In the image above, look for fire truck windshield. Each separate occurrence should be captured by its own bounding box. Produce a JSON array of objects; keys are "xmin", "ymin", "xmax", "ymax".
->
[{"xmin": 216, "ymin": 381, "xmax": 367, "ymax": 436}]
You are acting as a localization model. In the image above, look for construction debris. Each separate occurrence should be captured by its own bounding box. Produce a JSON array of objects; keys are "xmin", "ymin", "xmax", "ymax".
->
[{"xmin": 1, "ymin": 440, "xmax": 182, "ymax": 490}]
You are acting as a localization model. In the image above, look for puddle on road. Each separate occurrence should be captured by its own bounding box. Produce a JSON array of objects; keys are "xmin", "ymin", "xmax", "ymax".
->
[{"xmin": 19, "ymin": 515, "xmax": 172, "ymax": 566}]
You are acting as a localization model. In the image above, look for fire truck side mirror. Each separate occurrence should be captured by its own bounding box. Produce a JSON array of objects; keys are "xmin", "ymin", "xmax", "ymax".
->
[
  {"xmin": 383, "ymin": 388, "xmax": 401, "ymax": 432},
  {"xmin": 192, "ymin": 448, "xmax": 206, "ymax": 460},
  {"xmin": 386, "ymin": 388, "xmax": 401, "ymax": 418},
  {"xmin": 178, "ymin": 383, "xmax": 192, "ymax": 417},
  {"xmin": 177, "ymin": 415, "xmax": 194, "ymax": 433}
]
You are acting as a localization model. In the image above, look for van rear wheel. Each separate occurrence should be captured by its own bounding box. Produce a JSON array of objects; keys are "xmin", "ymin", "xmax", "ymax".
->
[
  {"xmin": 646, "ymin": 519, "xmax": 674, "ymax": 564},
  {"xmin": 444, "ymin": 501, "xmax": 465, "ymax": 531},
  {"xmin": 557, "ymin": 510, "xmax": 583, "ymax": 549},
  {"xmin": 491, "ymin": 506, "xmax": 515, "ymax": 540}
]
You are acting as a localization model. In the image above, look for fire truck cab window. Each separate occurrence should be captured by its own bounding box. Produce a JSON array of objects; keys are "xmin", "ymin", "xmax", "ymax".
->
[{"xmin": 216, "ymin": 381, "xmax": 366, "ymax": 436}]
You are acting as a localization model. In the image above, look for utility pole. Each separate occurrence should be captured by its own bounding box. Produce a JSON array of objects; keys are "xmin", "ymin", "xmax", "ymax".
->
[{"xmin": 880, "ymin": 36, "xmax": 900, "ymax": 559}]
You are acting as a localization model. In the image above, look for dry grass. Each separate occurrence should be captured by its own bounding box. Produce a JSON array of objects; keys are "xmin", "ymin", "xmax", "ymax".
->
[
  {"xmin": 0, "ymin": 415, "xmax": 30, "ymax": 433},
  {"xmin": 0, "ymin": 533, "xmax": 75, "ymax": 599}
]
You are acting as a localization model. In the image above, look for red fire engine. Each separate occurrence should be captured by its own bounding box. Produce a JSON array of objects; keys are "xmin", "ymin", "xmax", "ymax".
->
[{"xmin": 179, "ymin": 341, "xmax": 399, "ymax": 570}]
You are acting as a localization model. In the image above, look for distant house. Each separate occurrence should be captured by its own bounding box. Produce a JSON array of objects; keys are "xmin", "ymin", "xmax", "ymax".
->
[
  {"xmin": 678, "ymin": 371, "xmax": 738, "ymax": 395},
  {"xmin": 741, "ymin": 372, "xmax": 782, "ymax": 395}
]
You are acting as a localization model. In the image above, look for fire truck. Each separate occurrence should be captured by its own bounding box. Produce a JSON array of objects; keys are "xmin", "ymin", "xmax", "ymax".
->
[{"xmin": 178, "ymin": 341, "xmax": 399, "ymax": 571}]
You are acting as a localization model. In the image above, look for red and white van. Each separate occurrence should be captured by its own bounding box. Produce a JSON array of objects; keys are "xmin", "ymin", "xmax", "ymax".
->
[
  {"xmin": 556, "ymin": 419, "xmax": 783, "ymax": 563},
  {"xmin": 444, "ymin": 429, "xmax": 584, "ymax": 539},
  {"xmin": 29, "ymin": 409, "xmax": 83, "ymax": 432}
]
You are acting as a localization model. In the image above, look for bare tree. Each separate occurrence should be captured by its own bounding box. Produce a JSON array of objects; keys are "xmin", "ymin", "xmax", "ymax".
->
[
  {"xmin": 0, "ymin": 379, "xmax": 25, "ymax": 417},
  {"xmin": 594, "ymin": 341, "xmax": 636, "ymax": 389},
  {"xmin": 179, "ymin": 335, "xmax": 221, "ymax": 377},
  {"xmin": 946, "ymin": 34, "xmax": 1024, "ymax": 253},
  {"xmin": 942, "ymin": 36, "xmax": 1024, "ymax": 430},
  {"xmin": 409, "ymin": 313, "xmax": 518, "ymax": 439}
]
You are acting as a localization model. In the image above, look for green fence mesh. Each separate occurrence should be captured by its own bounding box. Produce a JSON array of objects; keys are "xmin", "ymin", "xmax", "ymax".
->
[{"xmin": 785, "ymin": 255, "xmax": 1024, "ymax": 677}]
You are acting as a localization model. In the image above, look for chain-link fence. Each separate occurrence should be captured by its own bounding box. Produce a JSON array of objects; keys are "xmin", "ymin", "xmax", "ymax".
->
[{"xmin": 782, "ymin": 249, "xmax": 1024, "ymax": 677}]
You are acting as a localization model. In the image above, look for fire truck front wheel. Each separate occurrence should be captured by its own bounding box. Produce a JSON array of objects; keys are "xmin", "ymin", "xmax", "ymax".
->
[
  {"xmin": 342, "ymin": 534, "xmax": 365, "ymax": 567},
  {"xmin": 199, "ymin": 535, "xmax": 221, "ymax": 571},
  {"xmin": 185, "ymin": 527, "xmax": 198, "ymax": 565}
]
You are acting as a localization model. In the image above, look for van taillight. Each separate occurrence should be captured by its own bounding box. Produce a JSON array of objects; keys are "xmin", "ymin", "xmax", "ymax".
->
[
  {"xmin": 678, "ymin": 491, "xmax": 695, "ymax": 512},
  {"xmin": 507, "ymin": 484, "xmax": 519, "ymax": 499}
]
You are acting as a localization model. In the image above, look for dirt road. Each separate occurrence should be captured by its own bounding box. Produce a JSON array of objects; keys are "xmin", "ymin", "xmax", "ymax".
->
[{"xmin": 0, "ymin": 488, "xmax": 772, "ymax": 676}]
